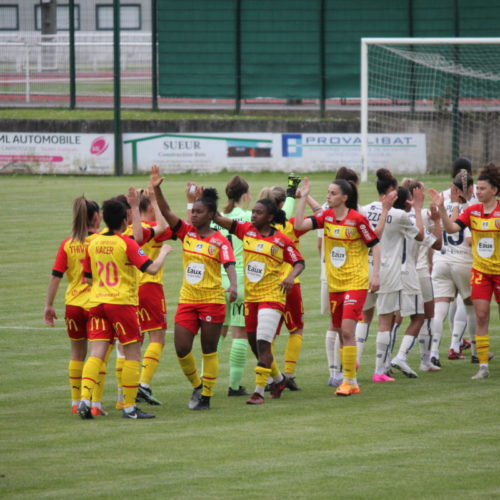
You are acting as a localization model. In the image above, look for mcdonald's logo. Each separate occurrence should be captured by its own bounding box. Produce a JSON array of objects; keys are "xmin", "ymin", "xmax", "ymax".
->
[
  {"xmin": 89, "ymin": 316, "xmax": 106, "ymax": 331},
  {"xmin": 113, "ymin": 321, "xmax": 126, "ymax": 337},
  {"xmin": 138, "ymin": 308, "xmax": 151, "ymax": 323},
  {"xmin": 66, "ymin": 318, "xmax": 78, "ymax": 332}
]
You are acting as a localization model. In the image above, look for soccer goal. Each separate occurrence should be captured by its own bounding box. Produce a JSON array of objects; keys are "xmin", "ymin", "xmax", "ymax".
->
[{"xmin": 360, "ymin": 37, "xmax": 500, "ymax": 181}]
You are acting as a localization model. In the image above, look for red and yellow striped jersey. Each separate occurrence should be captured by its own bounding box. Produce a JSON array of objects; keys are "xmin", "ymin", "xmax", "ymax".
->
[
  {"xmin": 456, "ymin": 201, "xmax": 500, "ymax": 274},
  {"xmin": 310, "ymin": 208, "xmax": 378, "ymax": 292},
  {"xmin": 175, "ymin": 221, "xmax": 235, "ymax": 304},
  {"xmin": 232, "ymin": 221, "xmax": 304, "ymax": 304},
  {"xmin": 51, "ymin": 232, "xmax": 99, "ymax": 308},
  {"xmin": 138, "ymin": 221, "xmax": 174, "ymax": 286},
  {"xmin": 274, "ymin": 217, "xmax": 308, "ymax": 284},
  {"xmin": 83, "ymin": 232, "xmax": 152, "ymax": 306}
]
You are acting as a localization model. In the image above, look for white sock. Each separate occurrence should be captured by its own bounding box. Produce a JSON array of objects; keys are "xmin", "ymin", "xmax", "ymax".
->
[
  {"xmin": 255, "ymin": 386, "xmax": 265, "ymax": 396},
  {"xmin": 124, "ymin": 405, "xmax": 135, "ymax": 414},
  {"xmin": 450, "ymin": 301, "xmax": 467, "ymax": 352},
  {"xmin": 448, "ymin": 299, "xmax": 457, "ymax": 333},
  {"xmin": 273, "ymin": 373, "xmax": 284, "ymax": 384},
  {"xmin": 375, "ymin": 331, "xmax": 391, "ymax": 375},
  {"xmin": 325, "ymin": 330, "xmax": 337, "ymax": 378},
  {"xmin": 333, "ymin": 334, "xmax": 342, "ymax": 380},
  {"xmin": 140, "ymin": 383, "xmax": 150, "ymax": 389},
  {"xmin": 386, "ymin": 323, "xmax": 400, "ymax": 371},
  {"xmin": 418, "ymin": 320, "xmax": 431, "ymax": 364},
  {"xmin": 432, "ymin": 302, "xmax": 449, "ymax": 359},
  {"xmin": 397, "ymin": 334, "xmax": 417, "ymax": 360},
  {"xmin": 91, "ymin": 401, "xmax": 102, "ymax": 409},
  {"xmin": 355, "ymin": 322, "xmax": 370, "ymax": 364}
]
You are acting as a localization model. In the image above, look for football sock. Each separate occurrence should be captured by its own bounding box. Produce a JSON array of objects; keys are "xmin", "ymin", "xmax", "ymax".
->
[
  {"xmin": 284, "ymin": 333, "xmax": 303, "ymax": 376},
  {"xmin": 355, "ymin": 321, "xmax": 370, "ymax": 365},
  {"xmin": 448, "ymin": 299, "xmax": 457, "ymax": 333},
  {"xmin": 325, "ymin": 330, "xmax": 337, "ymax": 378},
  {"xmin": 475, "ymin": 334, "xmax": 490, "ymax": 366},
  {"xmin": 255, "ymin": 365, "xmax": 272, "ymax": 396},
  {"xmin": 375, "ymin": 331, "xmax": 391, "ymax": 375},
  {"xmin": 450, "ymin": 303, "xmax": 467, "ymax": 352},
  {"xmin": 68, "ymin": 360, "xmax": 84, "ymax": 404},
  {"xmin": 177, "ymin": 352, "xmax": 202, "ymax": 388},
  {"xmin": 397, "ymin": 334, "xmax": 417, "ymax": 360},
  {"xmin": 418, "ymin": 320, "xmax": 432, "ymax": 364},
  {"xmin": 115, "ymin": 352, "xmax": 125, "ymax": 403},
  {"xmin": 140, "ymin": 341, "xmax": 163, "ymax": 387},
  {"xmin": 122, "ymin": 360, "xmax": 140, "ymax": 409},
  {"xmin": 80, "ymin": 357, "xmax": 102, "ymax": 401},
  {"xmin": 334, "ymin": 337, "xmax": 342, "ymax": 380},
  {"xmin": 342, "ymin": 345, "xmax": 357, "ymax": 383},
  {"xmin": 431, "ymin": 301, "xmax": 450, "ymax": 359},
  {"xmin": 201, "ymin": 352, "xmax": 218, "ymax": 397},
  {"xmin": 387, "ymin": 323, "xmax": 400, "ymax": 371},
  {"xmin": 270, "ymin": 358, "xmax": 280, "ymax": 379},
  {"xmin": 229, "ymin": 338, "xmax": 247, "ymax": 390},
  {"xmin": 92, "ymin": 343, "xmax": 112, "ymax": 404}
]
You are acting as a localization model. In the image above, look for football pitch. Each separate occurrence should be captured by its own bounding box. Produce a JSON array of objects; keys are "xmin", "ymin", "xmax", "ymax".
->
[{"xmin": 0, "ymin": 171, "xmax": 499, "ymax": 499}]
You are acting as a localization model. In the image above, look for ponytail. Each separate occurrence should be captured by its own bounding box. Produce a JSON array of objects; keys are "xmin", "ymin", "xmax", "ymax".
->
[
  {"xmin": 72, "ymin": 196, "xmax": 99, "ymax": 243},
  {"xmin": 333, "ymin": 180, "xmax": 358, "ymax": 210}
]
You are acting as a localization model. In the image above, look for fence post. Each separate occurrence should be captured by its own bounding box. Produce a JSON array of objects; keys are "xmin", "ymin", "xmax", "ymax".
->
[
  {"xmin": 25, "ymin": 45, "xmax": 31, "ymax": 104},
  {"xmin": 113, "ymin": 0, "xmax": 123, "ymax": 176},
  {"xmin": 234, "ymin": 0, "xmax": 242, "ymax": 115},
  {"xmin": 319, "ymin": 0, "xmax": 326, "ymax": 118},
  {"xmin": 69, "ymin": 0, "xmax": 76, "ymax": 109},
  {"xmin": 151, "ymin": 0, "xmax": 159, "ymax": 111}
]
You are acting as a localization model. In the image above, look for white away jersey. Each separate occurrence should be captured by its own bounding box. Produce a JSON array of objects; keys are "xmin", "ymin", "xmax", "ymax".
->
[{"xmin": 362, "ymin": 201, "xmax": 419, "ymax": 293}]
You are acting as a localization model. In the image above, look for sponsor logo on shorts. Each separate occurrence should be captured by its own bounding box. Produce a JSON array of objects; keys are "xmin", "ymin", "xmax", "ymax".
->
[
  {"xmin": 138, "ymin": 248, "xmax": 146, "ymax": 257},
  {"xmin": 205, "ymin": 315, "xmax": 212, "ymax": 322}
]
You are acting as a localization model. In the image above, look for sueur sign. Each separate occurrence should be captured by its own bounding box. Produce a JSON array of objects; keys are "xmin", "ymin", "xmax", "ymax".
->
[{"xmin": 0, "ymin": 132, "xmax": 426, "ymax": 175}]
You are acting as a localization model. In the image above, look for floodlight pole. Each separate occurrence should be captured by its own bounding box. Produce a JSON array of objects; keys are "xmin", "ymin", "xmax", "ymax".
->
[{"xmin": 113, "ymin": 0, "xmax": 123, "ymax": 176}]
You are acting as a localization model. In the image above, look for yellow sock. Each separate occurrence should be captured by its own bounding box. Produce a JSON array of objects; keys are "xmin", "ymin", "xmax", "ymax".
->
[
  {"xmin": 342, "ymin": 345, "xmax": 357, "ymax": 381},
  {"xmin": 201, "ymin": 352, "xmax": 218, "ymax": 397},
  {"xmin": 255, "ymin": 366, "xmax": 272, "ymax": 389},
  {"xmin": 115, "ymin": 355, "xmax": 125, "ymax": 401},
  {"xmin": 92, "ymin": 344, "xmax": 112, "ymax": 404},
  {"xmin": 140, "ymin": 342, "xmax": 163, "ymax": 386},
  {"xmin": 122, "ymin": 360, "xmax": 140, "ymax": 409},
  {"xmin": 284, "ymin": 333, "xmax": 303, "ymax": 375},
  {"xmin": 177, "ymin": 352, "xmax": 202, "ymax": 388},
  {"xmin": 475, "ymin": 334, "xmax": 490, "ymax": 365},
  {"xmin": 80, "ymin": 357, "xmax": 102, "ymax": 401},
  {"xmin": 68, "ymin": 360, "xmax": 84, "ymax": 403}
]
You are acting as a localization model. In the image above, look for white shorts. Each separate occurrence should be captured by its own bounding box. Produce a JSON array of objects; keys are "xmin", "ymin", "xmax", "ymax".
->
[
  {"xmin": 363, "ymin": 290, "xmax": 377, "ymax": 312},
  {"xmin": 376, "ymin": 291, "xmax": 401, "ymax": 315},
  {"xmin": 431, "ymin": 261, "xmax": 471, "ymax": 300},
  {"xmin": 400, "ymin": 292, "xmax": 424, "ymax": 317},
  {"xmin": 418, "ymin": 274, "xmax": 434, "ymax": 303},
  {"xmin": 320, "ymin": 280, "xmax": 329, "ymax": 315}
]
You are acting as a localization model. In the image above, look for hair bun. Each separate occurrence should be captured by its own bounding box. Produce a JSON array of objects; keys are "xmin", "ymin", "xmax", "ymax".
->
[
  {"xmin": 202, "ymin": 187, "xmax": 219, "ymax": 202},
  {"xmin": 376, "ymin": 168, "xmax": 393, "ymax": 181}
]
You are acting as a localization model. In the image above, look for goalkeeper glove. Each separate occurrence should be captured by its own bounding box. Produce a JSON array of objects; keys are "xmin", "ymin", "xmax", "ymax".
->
[{"xmin": 287, "ymin": 173, "xmax": 302, "ymax": 198}]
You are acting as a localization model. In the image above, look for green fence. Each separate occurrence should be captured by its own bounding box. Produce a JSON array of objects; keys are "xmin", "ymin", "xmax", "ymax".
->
[{"xmin": 157, "ymin": 0, "xmax": 500, "ymax": 102}]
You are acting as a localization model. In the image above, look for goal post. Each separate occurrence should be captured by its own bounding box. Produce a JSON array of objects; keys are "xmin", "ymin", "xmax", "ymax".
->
[{"xmin": 360, "ymin": 37, "xmax": 500, "ymax": 182}]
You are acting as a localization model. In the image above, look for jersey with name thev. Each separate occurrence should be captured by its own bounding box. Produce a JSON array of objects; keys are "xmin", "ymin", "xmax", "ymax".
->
[
  {"xmin": 456, "ymin": 201, "xmax": 500, "ymax": 274},
  {"xmin": 139, "ymin": 222, "xmax": 174, "ymax": 286},
  {"xmin": 311, "ymin": 208, "xmax": 378, "ymax": 293},
  {"xmin": 84, "ymin": 232, "xmax": 153, "ymax": 307},
  {"xmin": 231, "ymin": 221, "xmax": 304, "ymax": 304},
  {"xmin": 176, "ymin": 221, "xmax": 235, "ymax": 304},
  {"xmin": 52, "ymin": 233, "xmax": 98, "ymax": 308}
]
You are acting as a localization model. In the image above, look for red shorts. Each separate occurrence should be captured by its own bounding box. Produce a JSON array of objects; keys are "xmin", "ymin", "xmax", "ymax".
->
[
  {"xmin": 175, "ymin": 303, "xmax": 226, "ymax": 335},
  {"xmin": 470, "ymin": 269, "xmax": 500, "ymax": 303},
  {"xmin": 277, "ymin": 284, "xmax": 304, "ymax": 334},
  {"xmin": 244, "ymin": 301, "xmax": 285, "ymax": 334},
  {"xmin": 329, "ymin": 290, "xmax": 368, "ymax": 329},
  {"xmin": 138, "ymin": 283, "xmax": 167, "ymax": 332},
  {"xmin": 65, "ymin": 305, "xmax": 88, "ymax": 341},
  {"xmin": 87, "ymin": 304, "xmax": 142, "ymax": 345}
]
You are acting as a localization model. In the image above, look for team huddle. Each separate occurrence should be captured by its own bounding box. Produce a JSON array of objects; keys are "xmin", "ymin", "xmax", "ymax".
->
[{"xmin": 44, "ymin": 160, "xmax": 500, "ymax": 419}]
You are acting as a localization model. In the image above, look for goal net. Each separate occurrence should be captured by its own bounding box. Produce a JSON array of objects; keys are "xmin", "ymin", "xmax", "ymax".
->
[{"xmin": 360, "ymin": 38, "xmax": 500, "ymax": 180}]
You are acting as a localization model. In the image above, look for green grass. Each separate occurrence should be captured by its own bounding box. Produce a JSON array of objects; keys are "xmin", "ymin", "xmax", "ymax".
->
[
  {"xmin": 0, "ymin": 108, "xmax": 341, "ymax": 121},
  {"xmin": 0, "ymin": 172, "xmax": 499, "ymax": 500}
]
